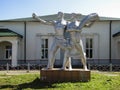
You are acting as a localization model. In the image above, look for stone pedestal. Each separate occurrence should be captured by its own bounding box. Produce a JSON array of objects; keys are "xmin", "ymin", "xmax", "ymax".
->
[{"xmin": 40, "ymin": 68, "xmax": 91, "ymax": 82}]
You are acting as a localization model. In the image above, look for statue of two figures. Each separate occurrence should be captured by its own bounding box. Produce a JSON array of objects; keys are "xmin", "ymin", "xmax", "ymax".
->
[{"xmin": 32, "ymin": 12, "xmax": 99, "ymax": 71}]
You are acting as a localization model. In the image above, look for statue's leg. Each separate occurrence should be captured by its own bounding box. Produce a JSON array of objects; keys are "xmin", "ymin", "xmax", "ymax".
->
[
  {"xmin": 80, "ymin": 54, "xmax": 87, "ymax": 70},
  {"xmin": 75, "ymin": 41, "xmax": 87, "ymax": 70},
  {"xmin": 47, "ymin": 42, "xmax": 58, "ymax": 69},
  {"xmin": 70, "ymin": 32, "xmax": 87, "ymax": 70},
  {"xmin": 79, "ymin": 40, "xmax": 87, "ymax": 70},
  {"xmin": 66, "ymin": 56, "xmax": 72, "ymax": 70},
  {"xmin": 62, "ymin": 49, "xmax": 72, "ymax": 70},
  {"xmin": 61, "ymin": 49, "xmax": 68, "ymax": 70}
]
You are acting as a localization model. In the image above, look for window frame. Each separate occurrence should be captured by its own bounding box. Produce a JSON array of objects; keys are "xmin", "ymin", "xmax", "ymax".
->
[
  {"xmin": 85, "ymin": 37, "xmax": 94, "ymax": 59},
  {"xmin": 5, "ymin": 45, "xmax": 12, "ymax": 59},
  {"xmin": 41, "ymin": 38, "xmax": 48, "ymax": 59}
]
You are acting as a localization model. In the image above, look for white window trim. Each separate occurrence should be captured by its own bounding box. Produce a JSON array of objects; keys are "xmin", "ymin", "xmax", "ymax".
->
[
  {"xmin": 36, "ymin": 33, "xmax": 61, "ymax": 60},
  {"xmin": 81, "ymin": 33, "xmax": 99, "ymax": 59},
  {"xmin": 36, "ymin": 34, "xmax": 50, "ymax": 60}
]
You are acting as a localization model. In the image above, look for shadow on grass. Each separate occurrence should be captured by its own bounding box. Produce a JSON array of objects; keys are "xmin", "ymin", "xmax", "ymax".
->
[
  {"xmin": 0, "ymin": 78, "xmax": 89, "ymax": 89},
  {"xmin": 0, "ymin": 78, "xmax": 56, "ymax": 90}
]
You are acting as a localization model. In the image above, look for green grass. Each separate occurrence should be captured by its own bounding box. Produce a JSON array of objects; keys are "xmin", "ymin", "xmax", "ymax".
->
[{"xmin": 0, "ymin": 71, "xmax": 120, "ymax": 90}]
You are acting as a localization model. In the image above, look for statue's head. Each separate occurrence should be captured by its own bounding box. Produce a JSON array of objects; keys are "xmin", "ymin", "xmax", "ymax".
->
[
  {"xmin": 32, "ymin": 13, "xmax": 36, "ymax": 18},
  {"xmin": 71, "ymin": 13, "xmax": 78, "ymax": 20},
  {"xmin": 71, "ymin": 13, "xmax": 77, "ymax": 18},
  {"xmin": 57, "ymin": 12, "xmax": 64, "ymax": 18},
  {"xmin": 70, "ymin": 13, "xmax": 82, "ymax": 22}
]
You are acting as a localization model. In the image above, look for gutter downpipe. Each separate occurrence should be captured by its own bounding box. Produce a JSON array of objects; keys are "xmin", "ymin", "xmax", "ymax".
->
[
  {"xmin": 24, "ymin": 21, "xmax": 26, "ymax": 63},
  {"xmin": 109, "ymin": 20, "xmax": 112, "ymax": 64}
]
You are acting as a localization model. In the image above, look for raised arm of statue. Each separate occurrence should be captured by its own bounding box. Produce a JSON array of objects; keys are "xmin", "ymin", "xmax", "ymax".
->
[
  {"xmin": 32, "ymin": 13, "xmax": 53, "ymax": 25},
  {"xmin": 78, "ymin": 13, "xmax": 99, "ymax": 30}
]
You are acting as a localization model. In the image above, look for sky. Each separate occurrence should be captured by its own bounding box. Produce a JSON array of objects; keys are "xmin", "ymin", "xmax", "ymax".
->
[{"xmin": 0, "ymin": 0, "xmax": 120, "ymax": 20}]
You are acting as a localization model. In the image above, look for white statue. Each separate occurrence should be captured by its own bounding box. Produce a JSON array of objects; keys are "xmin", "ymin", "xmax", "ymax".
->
[
  {"xmin": 32, "ymin": 12, "xmax": 72, "ymax": 69},
  {"xmin": 32, "ymin": 12, "xmax": 99, "ymax": 70},
  {"xmin": 62, "ymin": 13, "xmax": 99, "ymax": 70}
]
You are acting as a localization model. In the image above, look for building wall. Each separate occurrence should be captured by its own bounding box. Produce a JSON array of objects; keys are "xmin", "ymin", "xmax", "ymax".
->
[{"xmin": 25, "ymin": 21, "xmax": 112, "ymax": 64}]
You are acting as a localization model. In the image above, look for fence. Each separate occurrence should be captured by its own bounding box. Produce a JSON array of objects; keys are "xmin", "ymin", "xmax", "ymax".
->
[
  {"xmin": 0, "ymin": 63, "xmax": 120, "ymax": 72},
  {"xmin": 0, "ymin": 59, "xmax": 120, "ymax": 71},
  {"xmin": 88, "ymin": 64, "xmax": 120, "ymax": 71}
]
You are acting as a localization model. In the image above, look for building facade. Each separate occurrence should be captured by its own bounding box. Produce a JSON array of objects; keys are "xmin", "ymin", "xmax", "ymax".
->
[{"xmin": 0, "ymin": 14, "xmax": 120, "ymax": 66}]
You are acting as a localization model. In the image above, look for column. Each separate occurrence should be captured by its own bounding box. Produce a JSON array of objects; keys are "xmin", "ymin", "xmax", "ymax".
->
[
  {"xmin": 115, "ymin": 40, "xmax": 117, "ymax": 59},
  {"xmin": 12, "ymin": 40, "xmax": 18, "ymax": 67}
]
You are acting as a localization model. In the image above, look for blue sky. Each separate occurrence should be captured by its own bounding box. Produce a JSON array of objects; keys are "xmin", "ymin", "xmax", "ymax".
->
[{"xmin": 0, "ymin": 0, "xmax": 120, "ymax": 20}]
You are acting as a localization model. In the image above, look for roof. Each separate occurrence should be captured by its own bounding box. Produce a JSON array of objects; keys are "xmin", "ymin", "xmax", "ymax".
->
[
  {"xmin": 0, "ymin": 28, "xmax": 23, "ymax": 38},
  {"xmin": 113, "ymin": 31, "xmax": 120, "ymax": 37},
  {"xmin": 0, "ymin": 13, "xmax": 120, "ymax": 22}
]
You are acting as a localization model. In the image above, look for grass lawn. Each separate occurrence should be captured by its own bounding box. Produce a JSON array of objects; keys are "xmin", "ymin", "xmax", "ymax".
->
[{"xmin": 0, "ymin": 71, "xmax": 120, "ymax": 90}]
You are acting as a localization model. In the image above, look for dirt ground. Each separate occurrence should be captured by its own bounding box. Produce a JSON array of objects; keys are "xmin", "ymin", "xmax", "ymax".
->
[
  {"xmin": 0, "ymin": 70, "xmax": 119, "ymax": 76},
  {"xmin": 0, "ymin": 70, "xmax": 40, "ymax": 75},
  {"xmin": 92, "ymin": 70, "xmax": 120, "ymax": 76}
]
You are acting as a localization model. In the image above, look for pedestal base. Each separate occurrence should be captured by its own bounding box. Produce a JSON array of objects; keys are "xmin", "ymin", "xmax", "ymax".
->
[{"xmin": 40, "ymin": 68, "xmax": 91, "ymax": 82}]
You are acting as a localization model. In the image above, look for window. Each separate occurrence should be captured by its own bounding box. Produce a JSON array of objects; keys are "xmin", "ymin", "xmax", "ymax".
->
[
  {"xmin": 41, "ymin": 39, "xmax": 48, "ymax": 59},
  {"xmin": 5, "ymin": 46, "xmax": 12, "ymax": 59},
  {"xmin": 86, "ymin": 38, "xmax": 93, "ymax": 58}
]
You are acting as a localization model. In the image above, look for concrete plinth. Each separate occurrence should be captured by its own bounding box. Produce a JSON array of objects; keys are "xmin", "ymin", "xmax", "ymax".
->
[{"xmin": 40, "ymin": 68, "xmax": 91, "ymax": 82}]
